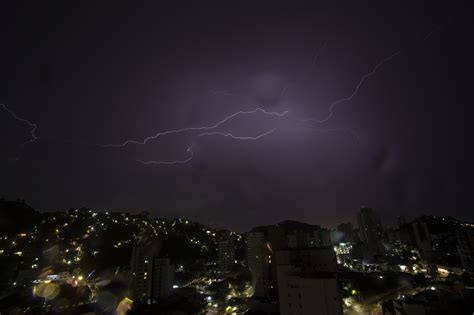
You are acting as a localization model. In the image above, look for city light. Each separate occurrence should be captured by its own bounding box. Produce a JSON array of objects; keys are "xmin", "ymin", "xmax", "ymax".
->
[{"xmin": 0, "ymin": 158, "xmax": 471, "ymax": 314}]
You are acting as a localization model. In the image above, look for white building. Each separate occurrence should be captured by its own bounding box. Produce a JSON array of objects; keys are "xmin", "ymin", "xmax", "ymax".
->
[{"xmin": 276, "ymin": 248, "xmax": 343, "ymax": 315}]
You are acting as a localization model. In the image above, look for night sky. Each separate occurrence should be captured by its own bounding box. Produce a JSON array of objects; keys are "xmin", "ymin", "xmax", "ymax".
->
[{"xmin": 1, "ymin": 2, "xmax": 472, "ymax": 231}]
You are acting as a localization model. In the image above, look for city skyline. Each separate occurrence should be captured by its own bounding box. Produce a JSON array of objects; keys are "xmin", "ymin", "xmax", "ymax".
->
[{"xmin": 1, "ymin": 198, "xmax": 473, "ymax": 314}]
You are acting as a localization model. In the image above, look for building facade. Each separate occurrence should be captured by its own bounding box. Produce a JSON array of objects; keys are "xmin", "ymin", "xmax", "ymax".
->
[
  {"xmin": 130, "ymin": 245, "xmax": 174, "ymax": 302},
  {"xmin": 337, "ymin": 222, "xmax": 357, "ymax": 244},
  {"xmin": 276, "ymin": 248, "xmax": 343, "ymax": 315},
  {"xmin": 246, "ymin": 221, "xmax": 327, "ymax": 301},
  {"xmin": 357, "ymin": 207, "xmax": 384, "ymax": 253},
  {"xmin": 217, "ymin": 238, "xmax": 236, "ymax": 271},
  {"xmin": 246, "ymin": 231, "xmax": 273, "ymax": 298}
]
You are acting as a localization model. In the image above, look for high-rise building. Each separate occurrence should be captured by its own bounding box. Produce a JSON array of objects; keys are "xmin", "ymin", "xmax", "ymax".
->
[
  {"xmin": 246, "ymin": 231, "xmax": 272, "ymax": 298},
  {"xmin": 130, "ymin": 245, "xmax": 174, "ymax": 302},
  {"xmin": 357, "ymin": 206, "xmax": 384, "ymax": 252},
  {"xmin": 276, "ymin": 247, "xmax": 343, "ymax": 315},
  {"xmin": 337, "ymin": 222, "xmax": 357, "ymax": 244},
  {"xmin": 217, "ymin": 238, "xmax": 235, "ymax": 271},
  {"xmin": 246, "ymin": 221, "xmax": 322, "ymax": 300},
  {"xmin": 330, "ymin": 229, "xmax": 342, "ymax": 245}
]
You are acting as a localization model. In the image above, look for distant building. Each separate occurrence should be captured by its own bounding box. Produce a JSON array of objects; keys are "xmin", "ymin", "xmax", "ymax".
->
[
  {"xmin": 357, "ymin": 207, "xmax": 384, "ymax": 253},
  {"xmin": 217, "ymin": 238, "xmax": 235, "ymax": 271},
  {"xmin": 130, "ymin": 244, "xmax": 174, "ymax": 302},
  {"xmin": 456, "ymin": 228, "xmax": 474, "ymax": 278},
  {"xmin": 276, "ymin": 247, "xmax": 343, "ymax": 315},
  {"xmin": 402, "ymin": 216, "xmax": 463, "ymax": 267},
  {"xmin": 337, "ymin": 222, "xmax": 357, "ymax": 244}
]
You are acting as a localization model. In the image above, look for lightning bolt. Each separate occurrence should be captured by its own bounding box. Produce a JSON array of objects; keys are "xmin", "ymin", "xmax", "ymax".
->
[
  {"xmin": 198, "ymin": 128, "xmax": 276, "ymax": 140},
  {"xmin": 136, "ymin": 129, "xmax": 276, "ymax": 166},
  {"xmin": 1, "ymin": 103, "xmax": 38, "ymax": 146},
  {"xmin": 422, "ymin": 13, "xmax": 455, "ymax": 42},
  {"xmin": 302, "ymin": 50, "xmax": 400, "ymax": 124},
  {"xmin": 136, "ymin": 145, "xmax": 194, "ymax": 165},
  {"xmin": 102, "ymin": 108, "xmax": 288, "ymax": 147},
  {"xmin": 107, "ymin": 26, "xmax": 443, "ymax": 166}
]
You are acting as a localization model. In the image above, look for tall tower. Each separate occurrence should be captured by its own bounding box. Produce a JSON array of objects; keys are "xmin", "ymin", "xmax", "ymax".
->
[
  {"xmin": 357, "ymin": 206, "xmax": 384, "ymax": 252},
  {"xmin": 217, "ymin": 238, "xmax": 236, "ymax": 271},
  {"xmin": 276, "ymin": 247, "xmax": 343, "ymax": 315},
  {"xmin": 245, "ymin": 221, "xmax": 323, "ymax": 300},
  {"xmin": 130, "ymin": 244, "xmax": 174, "ymax": 303},
  {"xmin": 245, "ymin": 232, "xmax": 272, "ymax": 298},
  {"xmin": 337, "ymin": 222, "xmax": 357, "ymax": 244}
]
